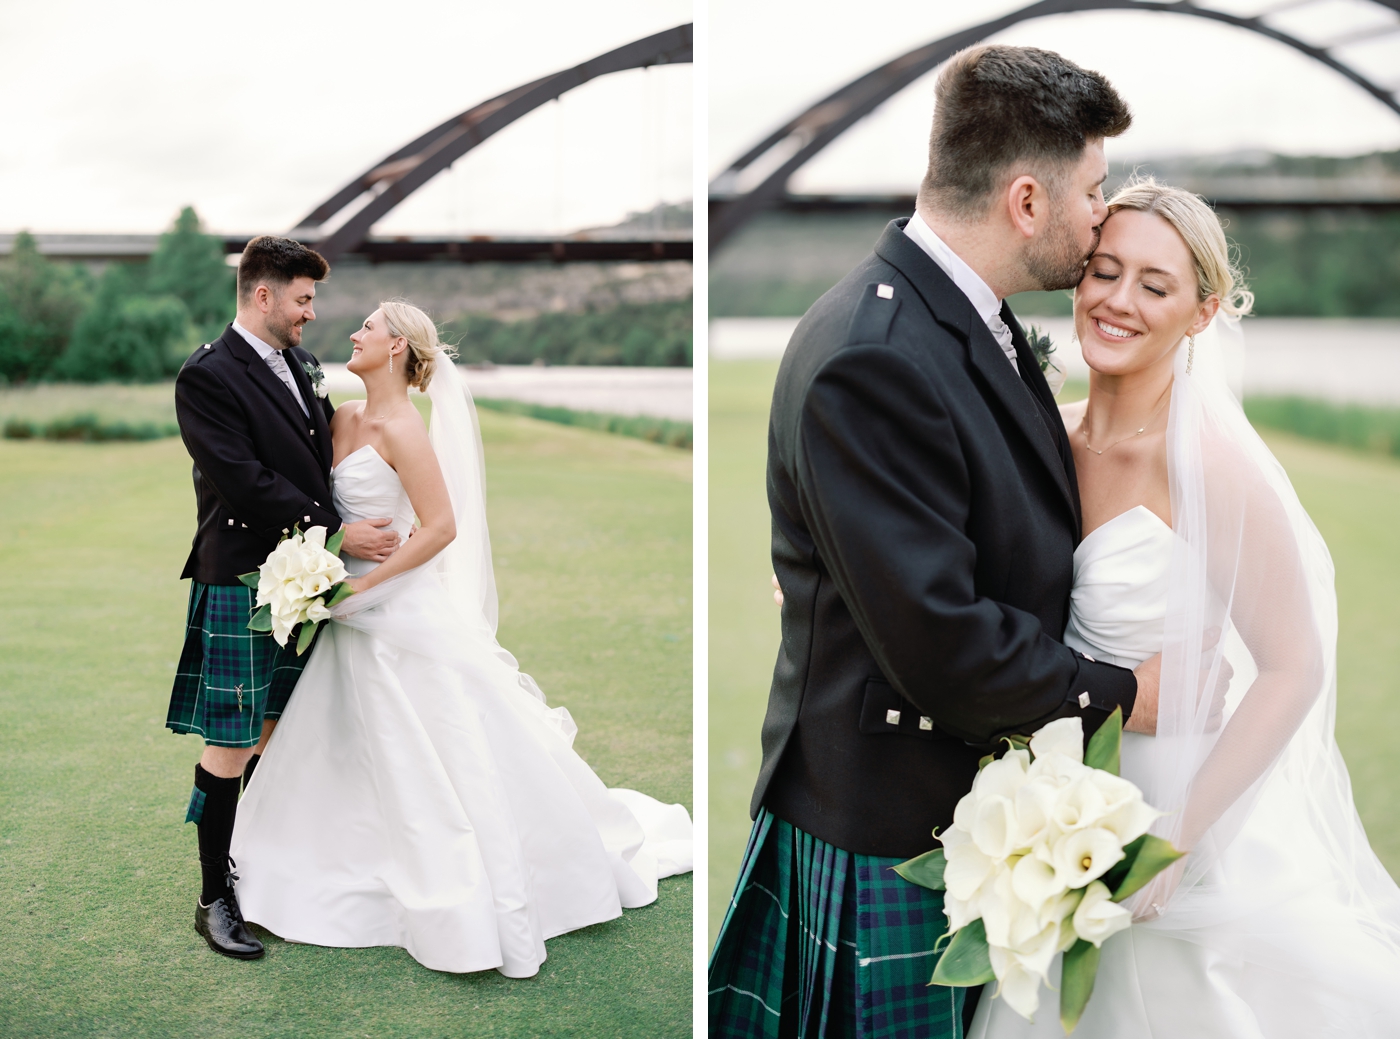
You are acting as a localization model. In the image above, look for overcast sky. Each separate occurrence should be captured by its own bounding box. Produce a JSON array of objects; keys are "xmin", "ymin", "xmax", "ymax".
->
[
  {"xmin": 0, "ymin": 0, "xmax": 691, "ymax": 236},
  {"xmin": 710, "ymin": 0, "xmax": 1400, "ymax": 192}
]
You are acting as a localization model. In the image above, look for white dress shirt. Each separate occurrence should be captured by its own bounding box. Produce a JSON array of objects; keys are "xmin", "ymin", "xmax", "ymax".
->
[
  {"xmin": 904, "ymin": 212, "xmax": 1018, "ymax": 372},
  {"xmin": 233, "ymin": 321, "xmax": 310, "ymax": 417}
]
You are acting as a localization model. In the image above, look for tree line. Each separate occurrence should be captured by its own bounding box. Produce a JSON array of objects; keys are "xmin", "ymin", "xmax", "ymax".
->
[
  {"xmin": 0, "ymin": 209, "xmax": 693, "ymax": 383},
  {"xmin": 0, "ymin": 208, "xmax": 233, "ymax": 384}
]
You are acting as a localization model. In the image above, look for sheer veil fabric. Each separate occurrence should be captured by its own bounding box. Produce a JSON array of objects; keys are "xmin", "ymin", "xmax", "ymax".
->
[{"xmin": 1130, "ymin": 315, "xmax": 1400, "ymax": 1024}]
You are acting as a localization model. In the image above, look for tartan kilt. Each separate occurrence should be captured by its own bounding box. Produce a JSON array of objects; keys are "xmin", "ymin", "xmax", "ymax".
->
[
  {"xmin": 165, "ymin": 580, "xmax": 311, "ymax": 748},
  {"xmin": 709, "ymin": 810, "xmax": 971, "ymax": 1039}
]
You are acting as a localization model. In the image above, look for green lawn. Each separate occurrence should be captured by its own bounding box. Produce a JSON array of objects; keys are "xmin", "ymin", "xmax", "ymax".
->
[
  {"xmin": 708, "ymin": 359, "xmax": 1400, "ymax": 944},
  {"xmin": 0, "ymin": 407, "xmax": 692, "ymax": 1038}
]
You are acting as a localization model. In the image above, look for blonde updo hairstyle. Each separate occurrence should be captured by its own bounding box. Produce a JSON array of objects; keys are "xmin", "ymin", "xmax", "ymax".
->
[
  {"xmin": 1105, "ymin": 177, "xmax": 1254, "ymax": 318},
  {"xmin": 378, "ymin": 299, "xmax": 457, "ymax": 391}
]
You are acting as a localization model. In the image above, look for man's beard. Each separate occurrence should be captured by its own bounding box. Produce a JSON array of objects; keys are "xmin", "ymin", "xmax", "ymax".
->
[
  {"xmin": 265, "ymin": 308, "xmax": 303, "ymax": 350},
  {"xmin": 1025, "ymin": 213, "xmax": 1097, "ymax": 292}
]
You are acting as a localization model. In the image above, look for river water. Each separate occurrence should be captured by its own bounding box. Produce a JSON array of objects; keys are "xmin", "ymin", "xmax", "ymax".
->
[{"xmin": 711, "ymin": 317, "xmax": 1400, "ymax": 406}]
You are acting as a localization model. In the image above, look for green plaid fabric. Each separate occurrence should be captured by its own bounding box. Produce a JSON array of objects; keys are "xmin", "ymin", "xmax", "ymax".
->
[
  {"xmin": 166, "ymin": 581, "xmax": 310, "ymax": 748},
  {"xmin": 710, "ymin": 810, "xmax": 968, "ymax": 1039}
]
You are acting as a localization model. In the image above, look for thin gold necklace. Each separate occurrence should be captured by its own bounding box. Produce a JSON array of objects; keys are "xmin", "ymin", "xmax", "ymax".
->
[{"xmin": 1080, "ymin": 388, "xmax": 1171, "ymax": 456}]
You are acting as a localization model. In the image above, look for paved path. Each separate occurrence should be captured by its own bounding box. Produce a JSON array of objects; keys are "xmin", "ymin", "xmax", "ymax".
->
[
  {"xmin": 323, "ymin": 364, "xmax": 693, "ymax": 421},
  {"xmin": 712, "ymin": 317, "xmax": 1400, "ymax": 405}
]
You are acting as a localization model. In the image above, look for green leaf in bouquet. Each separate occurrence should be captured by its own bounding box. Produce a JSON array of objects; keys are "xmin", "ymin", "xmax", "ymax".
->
[
  {"xmin": 246, "ymin": 603, "xmax": 273, "ymax": 633},
  {"xmin": 929, "ymin": 919, "xmax": 995, "ymax": 987},
  {"xmin": 325, "ymin": 527, "xmax": 346, "ymax": 556},
  {"xmin": 1084, "ymin": 706, "xmax": 1123, "ymax": 776},
  {"xmin": 978, "ymin": 753, "xmax": 995, "ymax": 771},
  {"xmin": 1059, "ymin": 937, "xmax": 1102, "ymax": 1034},
  {"xmin": 1109, "ymin": 833, "xmax": 1184, "ymax": 903},
  {"xmin": 893, "ymin": 848, "xmax": 947, "ymax": 891},
  {"xmin": 237, "ymin": 570, "xmax": 261, "ymax": 590},
  {"xmin": 325, "ymin": 581, "xmax": 356, "ymax": 609},
  {"xmin": 295, "ymin": 621, "xmax": 318, "ymax": 656}
]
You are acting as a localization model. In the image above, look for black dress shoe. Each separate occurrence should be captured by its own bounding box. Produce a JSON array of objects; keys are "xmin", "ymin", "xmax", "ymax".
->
[{"xmin": 195, "ymin": 893, "xmax": 264, "ymax": 959}]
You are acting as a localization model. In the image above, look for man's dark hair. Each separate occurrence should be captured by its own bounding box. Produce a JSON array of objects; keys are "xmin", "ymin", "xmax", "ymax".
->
[
  {"xmin": 236, "ymin": 235, "xmax": 330, "ymax": 301},
  {"xmin": 919, "ymin": 45, "xmax": 1132, "ymax": 218}
]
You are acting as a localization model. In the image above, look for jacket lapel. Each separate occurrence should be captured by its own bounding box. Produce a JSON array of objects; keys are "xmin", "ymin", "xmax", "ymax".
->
[
  {"xmin": 1005, "ymin": 307, "xmax": 1081, "ymax": 534},
  {"xmin": 873, "ymin": 221, "xmax": 1078, "ymax": 526},
  {"xmin": 220, "ymin": 327, "xmax": 318, "ymax": 456},
  {"xmin": 287, "ymin": 349, "xmax": 334, "ymax": 470}
]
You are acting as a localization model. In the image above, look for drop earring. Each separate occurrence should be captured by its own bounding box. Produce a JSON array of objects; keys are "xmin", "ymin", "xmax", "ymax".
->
[
  {"xmin": 389, "ymin": 351, "xmax": 394, "ymax": 375},
  {"xmin": 1186, "ymin": 334, "xmax": 1196, "ymax": 375}
]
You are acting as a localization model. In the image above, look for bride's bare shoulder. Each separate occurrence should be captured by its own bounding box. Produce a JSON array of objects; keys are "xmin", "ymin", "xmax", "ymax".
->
[
  {"xmin": 379, "ymin": 401, "xmax": 432, "ymax": 458},
  {"xmin": 331, "ymin": 398, "xmax": 365, "ymax": 429}
]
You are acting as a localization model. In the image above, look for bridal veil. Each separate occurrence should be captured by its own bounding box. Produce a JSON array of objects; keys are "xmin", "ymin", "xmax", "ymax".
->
[{"xmin": 1136, "ymin": 314, "xmax": 1400, "ymax": 1026}]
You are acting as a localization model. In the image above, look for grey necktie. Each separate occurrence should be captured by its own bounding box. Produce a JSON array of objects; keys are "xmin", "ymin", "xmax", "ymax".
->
[
  {"xmin": 986, "ymin": 313, "xmax": 1019, "ymax": 373},
  {"xmin": 264, "ymin": 349, "xmax": 309, "ymax": 417}
]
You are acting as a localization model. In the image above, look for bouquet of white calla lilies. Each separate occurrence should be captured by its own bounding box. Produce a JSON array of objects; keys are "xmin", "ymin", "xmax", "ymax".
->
[
  {"xmin": 894, "ymin": 710, "xmax": 1184, "ymax": 1033},
  {"xmin": 238, "ymin": 525, "xmax": 355, "ymax": 654}
]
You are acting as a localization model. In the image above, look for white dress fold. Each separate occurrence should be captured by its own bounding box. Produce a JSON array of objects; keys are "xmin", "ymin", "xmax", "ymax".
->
[
  {"xmin": 970, "ymin": 506, "xmax": 1400, "ymax": 1037},
  {"xmin": 230, "ymin": 445, "xmax": 692, "ymax": 976}
]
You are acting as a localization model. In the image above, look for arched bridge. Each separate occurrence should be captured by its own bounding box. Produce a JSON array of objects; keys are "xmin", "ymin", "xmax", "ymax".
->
[
  {"xmin": 294, "ymin": 23, "xmax": 693, "ymax": 265},
  {"xmin": 709, "ymin": 0, "xmax": 1400, "ymax": 249}
]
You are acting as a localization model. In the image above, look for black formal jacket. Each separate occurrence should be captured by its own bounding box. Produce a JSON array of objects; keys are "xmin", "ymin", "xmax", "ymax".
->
[
  {"xmin": 756, "ymin": 220, "xmax": 1139, "ymax": 857},
  {"xmin": 175, "ymin": 324, "xmax": 341, "ymax": 586}
]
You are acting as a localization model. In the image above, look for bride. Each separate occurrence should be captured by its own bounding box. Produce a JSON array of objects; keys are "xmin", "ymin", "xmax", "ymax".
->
[
  {"xmin": 971, "ymin": 180, "xmax": 1400, "ymax": 1036},
  {"xmin": 229, "ymin": 300, "xmax": 692, "ymax": 977}
]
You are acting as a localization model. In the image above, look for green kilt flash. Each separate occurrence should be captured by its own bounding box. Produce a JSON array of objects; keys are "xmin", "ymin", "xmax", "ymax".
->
[
  {"xmin": 166, "ymin": 581, "xmax": 311, "ymax": 748},
  {"xmin": 709, "ymin": 810, "xmax": 971, "ymax": 1039}
]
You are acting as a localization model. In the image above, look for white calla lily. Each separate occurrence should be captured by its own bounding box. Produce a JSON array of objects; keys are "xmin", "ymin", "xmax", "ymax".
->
[
  {"xmin": 989, "ymin": 945, "xmax": 1043, "ymax": 1020},
  {"xmin": 1072, "ymin": 880, "xmax": 1133, "ymax": 947},
  {"xmin": 1028, "ymin": 716, "xmax": 1083, "ymax": 763},
  {"xmin": 1052, "ymin": 827, "xmax": 1125, "ymax": 889}
]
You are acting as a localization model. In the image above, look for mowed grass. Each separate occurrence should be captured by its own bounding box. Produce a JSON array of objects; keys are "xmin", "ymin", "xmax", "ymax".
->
[
  {"xmin": 0, "ymin": 408, "xmax": 692, "ymax": 1038},
  {"xmin": 708, "ymin": 359, "xmax": 1400, "ymax": 944}
]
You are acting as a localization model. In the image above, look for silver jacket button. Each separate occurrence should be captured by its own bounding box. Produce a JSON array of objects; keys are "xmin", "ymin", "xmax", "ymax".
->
[{"xmin": 885, "ymin": 709, "xmax": 901, "ymax": 726}]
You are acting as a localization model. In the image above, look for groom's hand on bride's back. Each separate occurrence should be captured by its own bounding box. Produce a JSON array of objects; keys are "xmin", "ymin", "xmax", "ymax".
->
[{"xmin": 340, "ymin": 517, "xmax": 400, "ymax": 562}]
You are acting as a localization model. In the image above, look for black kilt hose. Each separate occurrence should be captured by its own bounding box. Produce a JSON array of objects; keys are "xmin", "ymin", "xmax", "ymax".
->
[{"xmin": 165, "ymin": 325, "xmax": 340, "ymax": 747}]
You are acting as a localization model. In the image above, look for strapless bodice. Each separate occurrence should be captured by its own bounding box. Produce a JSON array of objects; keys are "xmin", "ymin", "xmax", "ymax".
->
[
  {"xmin": 331, "ymin": 445, "xmax": 416, "ymax": 577},
  {"xmin": 1063, "ymin": 505, "xmax": 1174, "ymax": 670}
]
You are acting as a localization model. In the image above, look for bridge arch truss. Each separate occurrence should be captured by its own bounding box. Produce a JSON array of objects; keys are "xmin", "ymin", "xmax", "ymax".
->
[{"xmin": 709, "ymin": 0, "xmax": 1400, "ymax": 249}]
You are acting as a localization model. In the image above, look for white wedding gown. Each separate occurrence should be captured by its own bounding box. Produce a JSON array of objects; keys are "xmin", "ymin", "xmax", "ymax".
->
[
  {"xmin": 230, "ymin": 444, "xmax": 692, "ymax": 977},
  {"xmin": 970, "ymin": 505, "xmax": 1400, "ymax": 1037}
]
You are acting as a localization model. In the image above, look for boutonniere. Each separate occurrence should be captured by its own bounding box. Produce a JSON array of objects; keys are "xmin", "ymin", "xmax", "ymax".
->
[
  {"xmin": 301, "ymin": 360, "xmax": 329, "ymax": 399},
  {"xmin": 1025, "ymin": 324, "xmax": 1067, "ymax": 397}
]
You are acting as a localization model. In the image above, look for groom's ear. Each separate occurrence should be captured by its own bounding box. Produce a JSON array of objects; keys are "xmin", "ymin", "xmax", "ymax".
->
[{"xmin": 1006, "ymin": 175, "xmax": 1045, "ymax": 240}]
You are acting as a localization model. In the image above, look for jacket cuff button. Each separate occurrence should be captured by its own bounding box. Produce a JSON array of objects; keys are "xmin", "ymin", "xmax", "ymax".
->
[
  {"xmin": 885, "ymin": 709, "xmax": 901, "ymax": 726},
  {"xmin": 1078, "ymin": 691, "xmax": 1092, "ymax": 709}
]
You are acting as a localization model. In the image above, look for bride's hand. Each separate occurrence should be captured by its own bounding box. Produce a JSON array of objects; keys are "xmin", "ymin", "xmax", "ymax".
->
[
  {"xmin": 771, "ymin": 574, "xmax": 783, "ymax": 607},
  {"xmin": 1129, "ymin": 854, "xmax": 1189, "ymax": 923}
]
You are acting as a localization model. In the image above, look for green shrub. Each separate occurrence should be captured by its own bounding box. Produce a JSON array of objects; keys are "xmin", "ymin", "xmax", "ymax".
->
[
  {"xmin": 474, "ymin": 397, "xmax": 692, "ymax": 449},
  {"xmin": 440, "ymin": 299, "xmax": 692, "ymax": 368},
  {"xmin": 1245, "ymin": 396, "xmax": 1400, "ymax": 457},
  {"xmin": 60, "ymin": 265, "xmax": 196, "ymax": 382},
  {"xmin": 1, "ymin": 412, "xmax": 178, "ymax": 442},
  {"xmin": 0, "ymin": 232, "xmax": 91, "ymax": 383},
  {"xmin": 148, "ymin": 206, "xmax": 235, "ymax": 342}
]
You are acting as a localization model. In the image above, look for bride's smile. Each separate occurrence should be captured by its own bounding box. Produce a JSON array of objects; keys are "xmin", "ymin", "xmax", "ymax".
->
[{"xmin": 1074, "ymin": 207, "xmax": 1215, "ymax": 380}]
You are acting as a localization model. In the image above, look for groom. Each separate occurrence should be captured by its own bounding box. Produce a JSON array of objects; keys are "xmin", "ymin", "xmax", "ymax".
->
[
  {"xmin": 167, "ymin": 235, "xmax": 399, "ymax": 959},
  {"xmin": 710, "ymin": 47, "xmax": 1159, "ymax": 1037}
]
